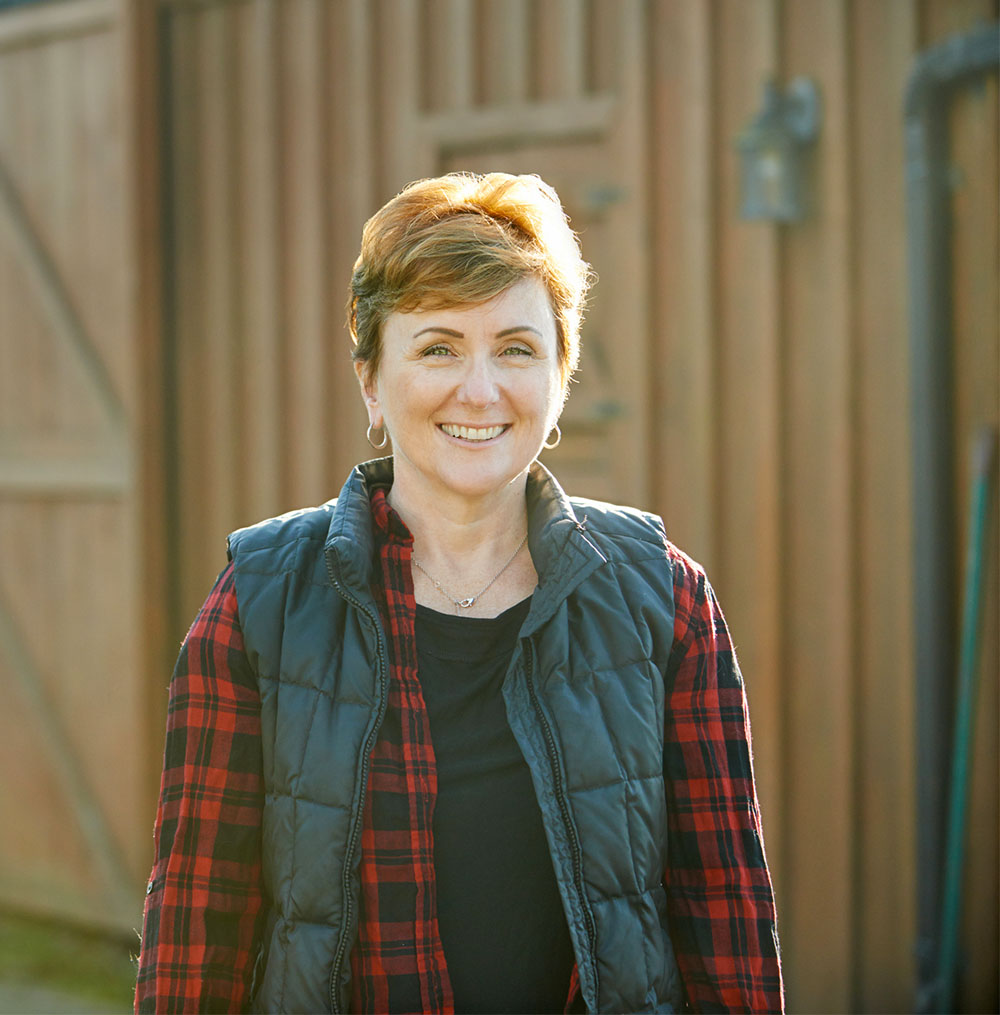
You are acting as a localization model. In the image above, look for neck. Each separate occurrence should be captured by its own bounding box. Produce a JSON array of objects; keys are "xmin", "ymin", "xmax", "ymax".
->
[
  {"xmin": 386, "ymin": 465, "xmax": 534, "ymax": 615},
  {"xmin": 388, "ymin": 465, "xmax": 529, "ymax": 555}
]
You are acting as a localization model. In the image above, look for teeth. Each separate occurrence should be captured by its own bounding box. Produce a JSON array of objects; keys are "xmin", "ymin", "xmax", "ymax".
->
[{"xmin": 441, "ymin": 424, "xmax": 506, "ymax": 441}]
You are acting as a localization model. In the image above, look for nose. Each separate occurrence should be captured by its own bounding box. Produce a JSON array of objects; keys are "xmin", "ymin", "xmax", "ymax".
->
[{"xmin": 457, "ymin": 355, "xmax": 500, "ymax": 407}]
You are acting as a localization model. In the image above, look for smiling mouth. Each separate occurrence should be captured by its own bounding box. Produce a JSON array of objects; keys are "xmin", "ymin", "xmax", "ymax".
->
[{"xmin": 439, "ymin": 424, "xmax": 509, "ymax": 441}]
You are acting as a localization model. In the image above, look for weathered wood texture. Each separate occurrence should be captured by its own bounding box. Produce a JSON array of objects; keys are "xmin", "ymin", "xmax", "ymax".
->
[
  {"xmin": 155, "ymin": 2, "xmax": 998, "ymax": 1010},
  {"xmin": 1, "ymin": 0, "xmax": 996, "ymax": 1010},
  {"xmin": 0, "ymin": 0, "xmax": 163, "ymax": 932}
]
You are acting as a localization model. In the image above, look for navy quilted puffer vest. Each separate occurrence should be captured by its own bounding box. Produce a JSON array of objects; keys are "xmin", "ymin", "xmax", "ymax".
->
[{"xmin": 228, "ymin": 458, "xmax": 684, "ymax": 1013}]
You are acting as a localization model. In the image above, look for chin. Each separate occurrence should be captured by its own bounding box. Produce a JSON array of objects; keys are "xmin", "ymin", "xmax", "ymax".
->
[{"xmin": 435, "ymin": 462, "xmax": 526, "ymax": 501}]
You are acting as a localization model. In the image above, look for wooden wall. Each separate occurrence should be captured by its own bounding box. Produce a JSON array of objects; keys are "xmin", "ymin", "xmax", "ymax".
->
[
  {"xmin": 0, "ymin": 0, "xmax": 164, "ymax": 932},
  {"xmin": 1, "ymin": 0, "xmax": 996, "ymax": 1011},
  {"xmin": 157, "ymin": 3, "xmax": 999, "ymax": 1011}
]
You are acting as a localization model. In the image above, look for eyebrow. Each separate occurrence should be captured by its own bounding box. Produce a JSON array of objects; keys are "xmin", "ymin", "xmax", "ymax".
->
[
  {"xmin": 498, "ymin": 326, "xmax": 543, "ymax": 338},
  {"xmin": 413, "ymin": 327, "xmax": 463, "ymax": 339},
  {"xmin": 412, "ymin": 325, "xmax": 543, "ymax": 340}
]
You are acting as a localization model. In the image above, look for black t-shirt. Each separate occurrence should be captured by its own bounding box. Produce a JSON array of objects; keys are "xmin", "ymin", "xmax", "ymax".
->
[{"xmin": 415, "ymin": 598, "xmax": 576, "ymax": 1014}]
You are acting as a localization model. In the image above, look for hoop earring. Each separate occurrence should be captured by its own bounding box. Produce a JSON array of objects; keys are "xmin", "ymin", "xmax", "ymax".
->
[
  {"xmin": 542, "ymin": 424, "xmax": 562, "ymax": 450},
  {"xmin": 367, "ymin": 421, "xmax": 388, "ymax": 449}
]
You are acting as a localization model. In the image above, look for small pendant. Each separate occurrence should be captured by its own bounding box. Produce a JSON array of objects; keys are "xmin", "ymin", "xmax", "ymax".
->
[{"xmin": 457, "ymin": 597, "xmax": 476, "ymax": 608}]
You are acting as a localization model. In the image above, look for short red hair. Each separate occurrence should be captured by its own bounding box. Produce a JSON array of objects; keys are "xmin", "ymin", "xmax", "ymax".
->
[{"xmin": 348, "ymin": 173, "xmax": 592, "ymax": 387}]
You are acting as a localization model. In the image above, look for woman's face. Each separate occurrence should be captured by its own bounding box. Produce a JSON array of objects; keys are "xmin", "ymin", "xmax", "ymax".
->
[{"xmin": 357, "ymin": 277, "xmax": 564, "ymax": 510}]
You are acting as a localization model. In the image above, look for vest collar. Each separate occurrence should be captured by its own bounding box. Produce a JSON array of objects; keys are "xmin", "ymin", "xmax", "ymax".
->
[
  {"xmin": 522, "ymin": 461, "xmax": 608, "ymax": 634},
  {"xmin": 322, "ymin": 457, "xmax": 393, "ymax": 597},
  {"xmin": 323, "ymin": 457, "xmax": 608, "ymax": 622}
]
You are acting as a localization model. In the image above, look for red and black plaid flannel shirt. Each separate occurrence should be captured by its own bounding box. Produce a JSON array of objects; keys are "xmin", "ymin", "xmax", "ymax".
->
[{"xmin": 135, "ymin": 489, "xmax": 783, "ymax": 1013}]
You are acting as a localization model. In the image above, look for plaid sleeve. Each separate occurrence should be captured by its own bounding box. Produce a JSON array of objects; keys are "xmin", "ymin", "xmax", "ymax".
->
[
  {"xmin": 135, "ymin": 563, "xmax": 265, "ymax": 1014},
  {"xmin": 662, "ymin": 545, "xmax": 783, "ymax": 1014}
]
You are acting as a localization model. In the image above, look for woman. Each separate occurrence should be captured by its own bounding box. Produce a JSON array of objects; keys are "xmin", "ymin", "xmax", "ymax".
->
[{"xmin": 136, "ymin": 173, "xmax": 782, "ymax": 1014}]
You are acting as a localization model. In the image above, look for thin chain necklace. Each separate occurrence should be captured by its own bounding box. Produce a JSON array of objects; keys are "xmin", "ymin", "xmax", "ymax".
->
[{"xmin": 411, "ymin": 532, "xmax": 528, "ymax": 612}]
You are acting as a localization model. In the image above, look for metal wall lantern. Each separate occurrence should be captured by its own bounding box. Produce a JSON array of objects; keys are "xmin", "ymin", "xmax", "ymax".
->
[{"xmin": 736, "ymin": 77, "xmax": 822, "ymax": 222}]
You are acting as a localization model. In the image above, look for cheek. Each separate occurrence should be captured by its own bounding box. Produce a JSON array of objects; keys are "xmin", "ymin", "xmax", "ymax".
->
[{"xmin": 380, "ymin": 375, "xmax": 438, "ymax": 423}]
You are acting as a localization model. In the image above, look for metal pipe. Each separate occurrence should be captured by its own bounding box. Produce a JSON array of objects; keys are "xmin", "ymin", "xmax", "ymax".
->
[
  {"xmin": 938, "ymin": 427, "xmax": 998, "ymax": 1012},
  {"xmin": 903, "ymin": 22, "xmax": 999, "ymax": 1014}
]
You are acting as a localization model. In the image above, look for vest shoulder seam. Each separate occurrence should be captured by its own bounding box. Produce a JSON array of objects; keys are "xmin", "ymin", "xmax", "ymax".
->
[
  {"xmin": 583, "ymin": 524, "xmax": 665, "ymax": 548},
  {"xmin": 588, "ymin": 885, "xmax": 667, "ymax": 904},
  {"xmin": 233, "ymin": 564, "xmax": 332, "ymax": 589},
  {"xmin": 256, "ymin": 673, "xmax": 373, "ymax": 707},
  {"xmin": 263, "ymin": 791, "xmax": 352, "ymax": 811},
  {"xmin": 569, "ymin": 771, "xmax": 663, "ymax": 794},
  {"xmin": 235, "ymin": 533, "xmax": 326, "ymax": 554},
  {"xmin": 601, "ymin": 548, "xmax": 671, "ymax": 565},
  {"xmin": 574, "ymin": 657, "xmax": 655, "ymax": 675}
]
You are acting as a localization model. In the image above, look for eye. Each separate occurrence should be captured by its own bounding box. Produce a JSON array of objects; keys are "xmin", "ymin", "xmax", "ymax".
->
[
  {"xmin": 421, "ymin": 344, "xmax": 452, "ymax": 357},
  {"xmin": 502, "ymin": 344, "xmax": 533, "ymax": 357}
]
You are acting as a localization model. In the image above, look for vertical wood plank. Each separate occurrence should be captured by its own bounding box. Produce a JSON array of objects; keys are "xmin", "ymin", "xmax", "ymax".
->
[
  {"xmin": 32, "ymin": 38, "xmax": 64, "ymax": 434},
  {"xmin": 532, "ymin": 0, "xmax": 586, "ymax": 101},
  {"xmin": 422, "ymin": 0, "xmax": 446, "ymax": 112},
  {"xmin": 327, "ymin": 0, "xmax": 376, "ymax": 481},
  {"xmin": 479, "ymin": 0, "xmax": 529, "ymax": 105},
  {"xmin": 57, "ymin": 18, "xmax": 140, "ymax": 900},
  {"xmin": 281, "ymin": 0, "xmax": 332, "ymax": 507},
  {"xmin": 172, "ymin": 4, "xmax": 228, "ymax": 621},
  {"xmin": 234, "ymin": 0, "xmax": 283, "ymax": 523},
  {"xmin": 613, "ymin": 0, "xmax": 650, "ymax": 510},
  {"xmin": 848, "ymin": 0, "xmax": 917, "ymax": 1006},
  {"xmin": 169, "ymin": 6, "xmax": 213, "ymax": 627},
  {"xmin": 587, "ymin": 0, "xmax": 621, "ymax": 95},
  {"xmin": 81, "ymin": 27, "xmax": 130, "ymax": 399},
  {"xmin": 782, "ymin": 1, "xmax": 855, "ymax": 1009},
  {"xmin": 710, "ymin": 0, "xmax": 784, "ymax": 919},
  {"xmin": 199, "ymin": 4, "xmax": 239, "ymax": 545},
  {"xmin": 0, "ymin": 151, "xmax": 10, "ymax": 436},
  {"xmin": 118, "ymin": 0, "xmax": 169, "ymax": 825},
  {"xmin": 59, "ymin": 498, "xmax": 140, "ymax": 894},
  {"xmin": 446, "ymin": 0, "xmax": 476, "ymax": 106},
  {"xmin": 424, "ymin": 0, "xmax": 474, "ymax": 111},
  {"xmin": 851, "ymin": 2, "xmax": 919, "ymax": 1010},
  {"xmin": 377, "ymin": 0, "xmax": 420, "ymax": 199},
  {"xmin": 648, "ymin": 0, "xmax": 716, "ymax": 564}
]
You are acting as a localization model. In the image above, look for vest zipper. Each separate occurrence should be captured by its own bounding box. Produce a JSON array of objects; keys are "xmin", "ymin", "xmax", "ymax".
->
[
  {"xmin": 326, "ymin": 572, "xmax": 390, "ymax": 1015},
  {"xmin": 523, "ymin": 640, "xmax": 600, "ymax": 1007}
]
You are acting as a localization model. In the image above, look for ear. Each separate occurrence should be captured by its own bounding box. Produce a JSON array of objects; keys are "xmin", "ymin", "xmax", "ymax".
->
[{"xmin": 354, "ymin": 361, "xmax": 381, "ymax": 422}]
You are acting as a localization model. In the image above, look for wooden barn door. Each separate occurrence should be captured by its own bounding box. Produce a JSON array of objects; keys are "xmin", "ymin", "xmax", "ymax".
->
[
  {"xmin": 158, "ymin": 0, "xmax": 656, "ymax": 635},
  {"xmin": 0, "ymin": 0, "xmax": 162, "ymax": 932},
  {"xmin": 381, "ymin": 1, "xmax": 651, "ymax": 509}
]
